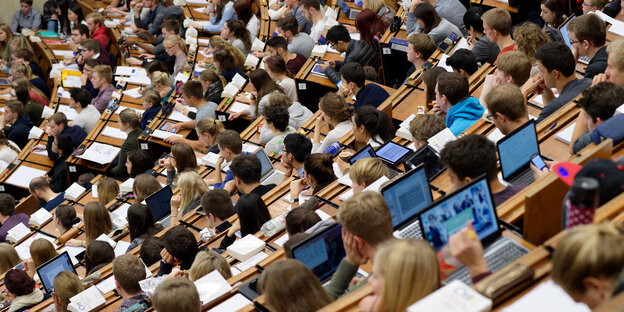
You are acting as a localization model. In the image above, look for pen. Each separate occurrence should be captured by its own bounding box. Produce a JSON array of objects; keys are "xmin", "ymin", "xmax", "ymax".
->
[{"xmin": 545, "ymin": 121, "xmax": 557, "ymax": 133}]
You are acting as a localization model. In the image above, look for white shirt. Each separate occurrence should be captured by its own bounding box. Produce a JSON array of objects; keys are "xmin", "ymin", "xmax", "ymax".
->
[
  {"xmin": 247, "ymin": 15, "xmax": 260, "ymax": 40},
  {"xmin": 73, "ymin": 105, "xmax": 101, "ymax": 133},
  {"xmin": 310, "ymin": 20, "xmax": 326, "ymax": 43},
  {"xmin": 277, "ymin": 77, "xmax": 298, "ymax": 102},
  {"xmin": 312, "ymin": 120, "xmax": 352, "ymax": 153}
]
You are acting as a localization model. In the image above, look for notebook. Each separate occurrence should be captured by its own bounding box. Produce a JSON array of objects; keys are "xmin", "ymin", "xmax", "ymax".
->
[
  {"xmin": 37, "ymin": 252, "xmax": 77, "ymax": 293},
  {"xmin": 291, "ymin": 223, "xmax": 345, "ymax": 282},
  {"xmin": 497, "ymin": 120, "xmax": 539, "ymax": 186}
]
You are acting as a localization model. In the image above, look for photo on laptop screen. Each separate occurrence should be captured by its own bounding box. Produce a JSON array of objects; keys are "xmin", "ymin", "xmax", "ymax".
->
[
  {"xmin": 291, "ymin": 224, "xmax": 345, "ymax": 282},
  {"xmin": 381, "ymin": 166, "xmax": 433, "ymax": 227},
  {"xmin": 419, "ymin": 177, "xmax": 498, "ymax": 251},
  {"xmin": 36, "ymin": 251, "xmax": 77, "ymax": 293},
  {"xmin": 375, "ymin": 141, "xmax": 412, "ymax": 166},
  {"xmin": 145, "ymin": 185, "xmax": 173, "ymax": 221}
]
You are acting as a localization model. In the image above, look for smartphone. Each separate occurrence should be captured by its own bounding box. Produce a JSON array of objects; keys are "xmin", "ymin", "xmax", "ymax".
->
[
  {"xmin": 531, "ymin": 153, "xmax": 547, "ymax": 171},
  {"xmin": 215, "ymin": 220, "xmax": 232, "ymax": 233},
  {"xmin": 160, "ymin": 122, "xmax": 176, "ymax": 132}
]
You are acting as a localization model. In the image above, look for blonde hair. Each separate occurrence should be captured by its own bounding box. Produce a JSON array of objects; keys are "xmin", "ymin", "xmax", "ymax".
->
[
  {"xmin": 30, "ymin": 238, "xmax": 58, "ymax": 268},
  {"xmin": 375, "ymin": 239, "xmax": 440, "ymax": 311},
  {"xmin": 209, "ymin": 35, "xmax": 245, "ymax": 70},
  {"xmin": 85, "ymin": 12, "xmax": 104, "ymax": 26},
  {"xmin": 198, "ymin": 69, "xmax": 227, "ymax": 88},
  {"xmin": 83, "ymin": 201, "xmax": 113, "ymax": 244},
  {"xmin": 0, "ymin": 24, "xmax": 14, "ymax": 61},
  {"xmin": 177, "ymin": 171, "xmax": 208, "ymax": 217},
  {"xmin": 513, "ymin": 23, "xmax": 551, "ymax": 65},
  {"xmin": 119, "ymin": 108, "xmax": 141, "ymax": 129},
  {"xmin": 409, "ymin": 114, "xmax": 446, "ymax": 144},
  {"xmin": 53, "ymin": 271, "xmax": 83, "ymax": 312},
  {"xmin": 150, "ymin": 71, "xmax": 170, "ymax": 87},
  {"xmin": 349, "ymin": 158, "xmax": 389, "ymax": 186},
  {"xmin": 92, "ymin": 65, "xmax": 113, "ymax": 83},
  {"xmin": 337, "ymin": 191, "xmax": 393, "ymax": 246},
  {"xmin": 9, "ymin": 36, "xmax": 33, "ymax": 54},
  {"xmin": 10, "ymin": 62, "xmax": 32, "ymax": 79},
  {"xmin": 188, "ymin": 250, "xmax": 232, "ymax": 281},
  {"xmin": 195, "ymin": 118, "xmax": 225, "ymax": 139},
  {"xmin": 481, "ymin": 8, "xmax": 511, "ymax": 36},
  {"xmin": 365, "ymin": 0, "xmax": 384, "ymax": 13},
  {"xmin": 97, "ymin": 177, "xmax": 119, "ymax": 205},
  {"xmin": 0, "ymin": 130, "xmax": 20, "ymax": 154},
  {"xmin": 607, "ymin": 38, "xmax": 624, "ymax": 71},
  {"xmin": 551, "ymin": 223, "xmax": 624, "ymax": 296},
  {"xmin": 152, "ymin": 278, "xmax": 201, "ymax": 312},
  {"xmin": 0, "ymin": 243, "xmax": 20, "ymax": 275},
  {"xmin": 164, "ymin": 35, "xmax": 188, "ymax": 54}
]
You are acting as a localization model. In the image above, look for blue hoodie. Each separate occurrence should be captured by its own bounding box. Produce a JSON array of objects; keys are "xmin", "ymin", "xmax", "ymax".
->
[{"xmin": 446, "ymin": 97, "xmax": 484, "ymax": 136}]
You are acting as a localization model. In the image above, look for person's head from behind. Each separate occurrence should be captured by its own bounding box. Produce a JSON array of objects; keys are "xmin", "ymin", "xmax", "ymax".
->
[
  {"xmin": 84, "ymin": 201, "xmax": 113, "ymax": 244},
  {"xmin": 196, "ymin": 117, "xmax": 225, "ymax": 148},
  {"xmin": 446, "ymin": 49, "xmax": 478, "ymax": 77},
  {"xmin": 85, "ymin": 240, "xmax": 115, "ymax": 275},
  {"xmin": 5, "ymin": 269, "xmax": 36, "ymax": 300},
  {"xmin": 152, "ymin": 277, "xmax": 201, "ymax": 312},
  {"xmin": 513, "ymin": 22, "xmax": 551, "ymax": 65},
  {"xmin": 0, "ymin": 243, "xmax": 20, "ymax": 275},
  {"xmin": 283, "ymin": 232, "xmax": 311, "ymax": 258},
  {"xmin": 349, "ymin": 158, "xmax": 390, "ymax": 193},
  {"xmin": 113, "ymin": 254, "xmax": 147, "ymax": 297},
  {"xmin": 164, "ymin": 226, "xmax": 198, "ymax": 265},
  {"xmin": 140, "ymin": 236, "xmax": 165, "ymax": 267},
  {"xmin": 127, "ymin": 203, "xmax": 157, "ymax": 242},
  {"xmin": 259, "ymin": 259, "xmax": 332, "ymax": 312},
  {"xmin": 118, "ymin": 108, "xmax": 141, "ymax": 131},
  {"xmin": 170, "ymin": 143, "xmax": 198, "ymax": 174},
  {"xmin": 352, "ymin": 106, "xmax": 394, "ymax": 146},
  {"xmin": 326, "ymin": 25, "xmax": 351, "ymax": 53},
  {"xmin": 216, "ymin": 130, "xmax": 243, "ymax": 162},
  {"xmin": 29, "ymin": 177, "xmax": 53, "ymax": 201},
  {"xmin": 236, "ymin": 193, "xmax": 271, "ymax": 236},
  {"xmin": 201, "ymin": 189, "xmax": 235, "ymax": 227},
  {"xmin": 176, "ymin": 172, "xmax": 208, "ymax": 215},
  {"xmin": 435, "ymin": 71, "xmax": 469, "ymax": 111},
  {"xmin": 30, "ymin": 238, "xmax": 57, "ymax": 269},
  {"xmin": 577, "ymin": 82, "xmax": 624, "ymax": 131},
  {"xmin": 69, "ymin": 88, "xmax": 92, "ymax": 110},
  {"xmin": 439, "ymin": 134, "xmax": 497, "ymax": 191},
  {"xmin": 188, "ymin": 250, "xmax": 232, "ymax": 281},
  {"xmin": 481, "ymin": 8, "xmax": 511, "ymax": 42},
  {"xmin": 422, "ymin": 67, "xmax": 447, "ymax": 104},
  {"xmin": 0, "ymin": 193, "xmax": 15, "ymax": 218},
  {"xmin": 52, "ymin": 134, "xmax": 73, "ymax": 158},
  {"xmin": 54, "ymin": 204, "xmax": 79, "ymax": 234},
  {"xmin": 132, "ymin": 174, "xmax": 161, "ymax": 203},
  {"xmin": 463, "ymin": 6, "xmax": 486, "ymax": 37},
  {"xmin": 485, "ymin": 84, "xmax": 529, "ymax": 134},
  {"xmin": 285, "ymin": 198, "xmax": 321, "ymax": 235},
  {"xmin": 230, "ymin": 154, "xmax": 262, "ymax": 190},
  {"xmin": 409, "ymin": 114, "xmax": 446, "ymax": 148},
  {"xmin": 370, "ymin": 239, "xmax": 440, "ymax": 311},
  {"xmin": 534, "ymin": 42, "xmax": 576, "ymax": 88},
  {"xmin": 337, "ymin": 191, "xmax": 393, "ymax": 257},
  {"xmin": 319, "ymin": 92, "xmax": 353, "ymax": 125},
  {"xmin": 126, "ymin": 150, "xmax": 153, "ymax": 178},
  {"xmin": 303, "ymin": 153, "xmax": 336, "ymax": 193},
  {"xmin": 212, "ymin": 48, "xmax": 236, "ymax": 73},
  {"xmin": 605, "ymin": 38, "xmax": 624, "ymax": 86},
  {"xmin": 567, "ymin": 14, "xmax": 606, "ymax": 58},
  {"xmin": 263, "ymin": 101, "xmax": 290, "ymax": 135},
  {"xmin": 412, "ymin": 2, "xmax": 442, "ymax": 34},
  {"xmin": 339, "ymin": 62, "xmax": 366, "ymax": 92},
  {"xmin": 96, "ymin": 177, "xmax": 119, "ymax": 205},
  {"xmin": 52, "ymin": 271, "xmax": 83, "ymax": 312},
  {"xmin": 494, "ymin": 51, "xmax": 531, "ymax": 86},
  {"xmin": 551, "ymin": 223, "xmax": 624, "ymax": 309}
]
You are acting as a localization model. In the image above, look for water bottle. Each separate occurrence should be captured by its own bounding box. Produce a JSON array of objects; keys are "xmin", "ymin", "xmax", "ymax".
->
[
  {"xmin": 564, "ymin": 177, "xmax": 599, "ymax": 229},
  {"xmin": 323, "ymin": 142, "xmax": 342, "ymax": 155},
  {"xmin": 261, "ymin": 211, "xmax": 288, "ymax": 237}
]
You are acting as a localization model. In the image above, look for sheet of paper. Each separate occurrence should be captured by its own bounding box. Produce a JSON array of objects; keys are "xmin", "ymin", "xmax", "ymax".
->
[
  {"xmin": 122, "ymin": 87, "xmax": 143, "ymax": 99},
  {"xmin": 15, "ymin": 234, "xmax": 56, "ymax": 260},
  {"xmin": 168, "ymin": 110, "xmax": 192, "ymax": 122},
  {"xmin": 274, "ymin": 233, "xmax": 289, "ymax": 247},
  {"xmin": 53, "ymin": 50, "xmax": 76, "ymax": 58},
  {"xmin": 437, "ymin": 53, "xmax": 453, "ymax": 72},
  {"xmin": 337, "ymin": 173, "xmax": 352, "ymax": 187},
  {"xmin": 57, "ymin": 105, "xmax": 78, "ymax": 120},
  {"xmin": 555, "ymin": 122, "xmax": 576, "ymax": 145},
  {"xmin": 6, "ymin": 165, "xmax": 47, "ymax": 188},
  {"xmin": 502, "ymin": 280, "xmax": 590, "ymax": 312},
  {"xmin": 194, "ymin": 271, "xmax": 233, "ymax": 305},
  {"xmin": 608, "ymin": 19, "xmax": 624, "ymax": 37},
  {"xmin": 95, "ymin": 275, "xmax": 117, "ymax": 294},
  {"xmin": 114, "ymin": 240, "xmax": 131, "ymax": 257},
  {"xmin": 101, "ymin": 126, "xmax": 128, "ymax": 140},
  {"xmin": 115, "ymin": 106, "xmax": 145, "ymax": 115},
  {"xmin": 208, "ymin": 294, "xmax": 252, "ymax": 312},
  {"xmin": 229, "ymin": 102, "xmax": 250, "ymax": 114},
  {"xmin": 487, "ymin": 128, "xmax": 505, "ymax": 144},
  {"xmin": 235, "ymin": 251, "xmax": 268, "ymax": 272},
  {"xmin": 193, "ymin": 7, "xmax": 205, "ymax": 13},
  {"xmin": 115, "ymin": 66, "xmax": 146, "ymax": 77},
  {"xmin": 195, "ymin": 64, "xmax": 207, "ymax": 73},
  {"xmin": 58, "ymin": 245, "xmax": 86, "ymax": 265},
  {"xmin": 187, "ymin": 0, "xmax": 208, "ymax": 4},
  {"xmin": 151, "ymin": 129, "xmax": 183, "ymax": 140},
  {"xmin": 315, "ymin": 209, "xmax": 331, "ymax": 221},
  {"xmin": 453, "ymin": 37, "xmax": 471, "ymax": 52},
  {"xmin": 252, "ymin": 37, "xmax": 265, "ymax": 51}
]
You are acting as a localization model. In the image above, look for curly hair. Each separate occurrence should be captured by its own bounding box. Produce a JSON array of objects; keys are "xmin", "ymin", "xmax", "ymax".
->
[{"xmin": 513, "ymin": 23, "xmax": 551, "ymax": 64}]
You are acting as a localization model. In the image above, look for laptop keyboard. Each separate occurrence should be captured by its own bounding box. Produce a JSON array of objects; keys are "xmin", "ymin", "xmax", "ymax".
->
[
  {"xmin": 262, "ymin": 171, "xmax": 284, "ymax": 186},
  {"xmin": 579, "ymin": 56, "xmax": 590, "ymax": 65},
  {"xmin": 389, "ymin": 169, "xmax": 399, "ymax": 179},
  {"xmin": 158, "ymin": 215, "xmax": 172, "ymax": 228},
  {"xmin": 393, "ymin": 221, "xmax": 423, "ymax": 239},
  {"xmin": 510, "ymin": 170, "xmax": 535, "ymax": 186},
  {"xmin": 446, "ymin": 238, "xmax": 529, "ymax": 285}
]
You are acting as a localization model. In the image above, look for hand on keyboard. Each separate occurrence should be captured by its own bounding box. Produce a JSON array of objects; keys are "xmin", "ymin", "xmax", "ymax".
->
[{"xmin": 448, "ymin": 221, "xmax": 489, "ymax": 278}]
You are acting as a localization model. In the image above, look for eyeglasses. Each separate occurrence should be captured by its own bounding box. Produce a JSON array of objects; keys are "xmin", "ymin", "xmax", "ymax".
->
[
  {"xmin": 164, "ymin": 46, "xmax": 174, "ymax": 50},
  {"xmin": 329, "ymin": 42, "xmax": 336, "ymax": 49},
  {"xmin": 569, "ymin": 38, "xmax": 581, "ymax": 44},
  {"xmin": 581, "ymin": 1, "xmax": 592, "ymax": 6},
  {"xmin": 486, "ymin": 113, "xmax": 495, "ymax": 121}
]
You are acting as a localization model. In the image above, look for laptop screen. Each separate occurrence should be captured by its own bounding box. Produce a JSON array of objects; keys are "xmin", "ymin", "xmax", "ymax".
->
[
  {"xmin": 559, "ymin": 15, "xmax": 576, "ymax": 51},
  {"xmin": 498, "ymin": 121, "xmax": 539, "ymax": 179},
  {"xmin": 291, "ymin": 223, "xmax": 345, "ymax": 282},
  {"xmin": 348, "ymin": 145, "xmax": 376, "ymax": 165},
  {"xmin": 419, "ymin": 176, "xmax": 499, "ymax": 252},
  {"xmin": 376, "ymin": 141, "xmax": 412, "ymax": 165},
  {"xmin": 36, "ymin": 252, "xmax": 77, "ymax": 293},
  {"xmin": 406, "ymin": 145, "xmax": 445, "ymax": 181},
  {"xmin": 254, "ymin": 149, "xmax": 273, "ymax": 178},
  {"xmin": 381, "ymin": 166, "xmax": 433, "ymax": 227},
  {"xmin": 145, "ymin": 185, "xmax": 173, "ymax": 220}
]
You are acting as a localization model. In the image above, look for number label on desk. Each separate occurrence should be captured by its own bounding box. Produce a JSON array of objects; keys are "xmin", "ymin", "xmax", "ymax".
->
[
  {"xmin": 0, "ymin": 185, "xmax": 5, "ymax": 192},
  {"xmin": 382, "ymin": 47, "xmax": 391, "ymax": 54},
  {"xmin": 218, "ymin": 115, "xmax": 226, "ymax": 122},
  {"xmin": 141, "ymin": 143, "xmax": 149, "ymax": 150},
  {"xmin": 69, "ymin": 166, "xmax": 77, "ymax": 173},
  {"xmin": 298, "ymin": 83, "xmax": 307, "ymax": 90}
]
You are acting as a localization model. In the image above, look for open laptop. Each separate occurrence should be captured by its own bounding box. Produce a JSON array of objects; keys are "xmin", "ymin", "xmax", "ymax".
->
[
  {"xmin": 381, "ymin": 165, "xmax": 434, "ymax": 239},
  {"xmin": 559, "ymin": 14, "xmax": 590, "ymax": 64},
  {"xmin": 404, "ymin": 144, "xmax": 446, "ymax": 181},
  {"xmin": 348, "ymin": 144, "xmax": 400, "ymax": 178},
  {"xmin": 497, "ymin": 120, "xmax": 539, "ymax": 186},
  {"xmin": 37, "ymin": 251, "xmax": 78, "ymax": 293},
  {"xmin": 254, "ymin": 149, "xmax": 284, "ymax": 186},
  {"xmin": 291, "ymin": 223, "xmax": 346, "ymax": 284},
  {"xmin": 418, "ymin": 175, "xmax": 529, "ymax": 284},
  {"xmin": 145, "ymin": 185, "xmax": 174, "ymax": 228}
]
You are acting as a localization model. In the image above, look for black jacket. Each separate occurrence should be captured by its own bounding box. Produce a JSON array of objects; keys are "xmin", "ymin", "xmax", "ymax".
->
[
  {"xmin": 584, "ymin": 46, "xmax": 608, "ymax": 79},
  {"xmin": 48, "ymin": 155, "xmax": 69, "ymax": 193},
  {"xmin": 324, "ymin": 40, "xmax": 380, "ymax": 84},
  {"xmin": 6, "ymin": 115, "xmax": 33, "ymax": 149}
]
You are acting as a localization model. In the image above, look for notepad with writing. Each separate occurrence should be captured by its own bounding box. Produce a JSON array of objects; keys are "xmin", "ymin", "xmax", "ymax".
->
[
  {"xmin": 229, "ymin": 102, "xmax": 250, "ymax": 114},
  {"xmin": 57, "ymin": 105, "xmax": 78, "ymax": 120},
  {"xmin": 311, "ymin": 45, "xmax": 328, "ymax": 57},
  {"xmin": 78, "ymin": 143, "xmax": 121, "ymax": 165}
]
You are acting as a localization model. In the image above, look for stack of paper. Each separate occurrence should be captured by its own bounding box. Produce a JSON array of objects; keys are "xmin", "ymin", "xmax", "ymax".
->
[
  {"xmin": 77, "ymin": 143, "xmax": 121, "ymax": 165},
  {"xmin": 101, "ymin": 126, "xmax": 128, "ymax": 140},
  {"xmin": 194, "ymin": 271, "xmax": 233, "ymax": 305},
  {"xmin": 555, "ymin": 122, "xmax": 576, "ymax": 145},
  {"xmin": 6, "ymin": 223, "xmax": 31, "ymax": 244},
  {"xmin": 64, "ymin": 182, "xmax": 87, "ymax": 201},
  {"xmin": 6, "ymin": 166, "xmax": 47, "ymax": 188},
  {"xmin": 427, "ymin": 128, "xmax": 456, "ymax": 154},
  {"xmin": 29, "ymin": 208, "xmax": 53, "ymax": 228},
  {"xmin": 311, "ymin": 45, "xmax": 328, "ymax": 57},
  {"xmin": 151, "ymin": 129, "xmax": 183, "ymax": 140}
]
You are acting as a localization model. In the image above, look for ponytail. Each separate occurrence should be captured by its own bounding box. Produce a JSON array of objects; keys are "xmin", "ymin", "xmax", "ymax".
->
[{"xmin": 354, "ymin": 106, "xmax": 395, "ymax": 145}]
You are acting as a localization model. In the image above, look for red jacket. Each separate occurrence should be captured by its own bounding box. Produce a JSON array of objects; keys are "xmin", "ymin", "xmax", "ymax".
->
[{"xmin": 91, "ymin": 25, "xmax": 110, "ymax": 50}]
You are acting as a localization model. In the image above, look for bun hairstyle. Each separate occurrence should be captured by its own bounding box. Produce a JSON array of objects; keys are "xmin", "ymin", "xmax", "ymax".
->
[
  {"xmin": 5, "ymin": 269, "xmax": 36, "ymax": 296},
  {"xmin": 119, "ymin": 108, "xmax": 142, "ymax": 129},
  {"xmin": 319, "ymin": 93, "xmax": 353, "ymax": 123},
  {"xmin": 354, "ymin": 105, "xmax": 395, "ymax": 145},
  {"xmin": 56, "ymin": 204, "xmax": 81, "ymax": 230},
  {"xmin": 150, "ymin": 71, "xmax": 170, "ymax": 87}
]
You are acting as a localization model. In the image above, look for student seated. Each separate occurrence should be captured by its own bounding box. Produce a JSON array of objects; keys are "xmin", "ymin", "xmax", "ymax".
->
[
  {"xmin": 4, "ymin": 269, "xmax": 48, "ymax": 312},
  {"xmin": 12, "ymin": 78, "xmax": 48, "ymax": 111},
  {"xmin": 126, "ymin": 151, "xmax": 155, "ymax": 179},
  {"xmin": 36, "ymin": 112, "xmax": 86, "ymax": 161},
  {"xmin": 11, "ymin": 48, "xmax": 43, "ymax": 79},
  {"xmin": 46, "ymin": 134, "xmax": 73, "ymax": 192},
  {"xmin": 222, "ymin": 19, "xmax": 252, "ymax": 55},
  {"xmin": 319, "ymin": 25, "xmax": 380, "ymax": 84},
  {"xmin": 158, "ymin": 226, "xmax": 200, "ymax": 276},
  {"xmin": 0, "ymin": 243, "xmax": 20, "ymax": 275},
  {"xmin": 163, "ymin": 35, "xmax": 188, "ymax": 85},
  {"xmin": 196, "ymin": 117, "xmax": 225, "ymax": 155},
  {"xmin": 77, "ymin": 39, "xmax": 111, "ymax": 69},
  {"xmin": 68, "ymin": 88, "xmax": 99, "ymax": 133},
  {"xmin": 152, "ymin": 278, "xmax": 201, "ymax": 312},
  {"xmin": 285, "ymin": 200, "xmax": 321, "ymax": 235},
  {"xmin": 84, "ymin": 240, "xmax": 115, "ymax": 276},
  {"xmin": 352, "ymin": 105, "xmax": 395, "ymax": 148},
  {"xmin": 259, "ymin": 93, "xmax": 313, "ymax": 145},
  {"xmin": 593, "ymin": 38, "xmax": 624, "ymax": 87},
  {"xmin": 349, "ymin": 158, "xmax": 390, "ymax": 193},
  {"xmin": 170, "ymin": 171, "xmax": 208, "ymax": 225},
  {"xmin": 0, "ymin": 130, "xmax": 19, "ymax": 165},
  {"xmin": 0, "ymin": 194, "xmax": 28, "ymax": 243},
  {"xmin": 9, "ymin": 62, "xmax": 50, "ymax": 99},
  {"xmin": 406, "ymin": 2, "xmax": 462, "ymax": 45},
  {"xmin": 24, "ymin": 238, "xmax": 57, "ymax": 278},
  {"xmin": 51, "ymin": 271, "xmax": 83, "ymax": 312},
  {"xmin": 262, "ymin": 102, "xmax": 295, "ymax": 156},
  {"xmin": 167, "ymin": 80, "xmax": 218, "ymax": 148},
  {"xmin": 113, "ymin": 254, "xmax": 149, "ymax": 311},
  {"xmin": 281, "ymin": 133, "xmax": 313, "ymax": 179},
  {"xmin": 200, "ymin": 189, "xmax": 236, "ymax": 231},
  {"xmin": 108, "ymin": 109, "xmax": 142, "ymax": 180},
  {"xmin": 480, "ymin": 51, "xmax": 531, "ymax": 106},
  {"xmin": 81, "ymin": 59, "xmax": 101, "ymax": 98},
  {"xmin": 1, "ymin": 101, "xmax": 32, "ymax": 149},
  {"xmin": 312, "ymin": 93, "xmax": 354, "ymax": 153},
  {"xmin": 463, "ymin": 7, "xmax": 499, "ymax": 65},
  {"xmin": 149, "ymin": 72, "xmax": 175, "ymax": 105},
  {"xmin": 52, "ymin": 204, "xmax": 80, "ymax": 236},
  {"xmin": 405, "ymin": 33, "xmax": 437, "ymax": 79},
  {"xmin": 291, "ymin": 153, "xmax": 337, "ymax": 203},
  {"xmin": 570, "ymin": 82, "xmax": 624, "ymax": 153},
  {"xmin": 433, "ymin": 72, "xmax": 484, "ymax": 136},
  {"xmin": 187, "ymin": 250, "xmax": 232, "ymax": 281},
  {"xmin": 235, "ymin": 0, "xmax": 260, "ymax": 39},
  {"xmin": 197, "ymin": 70, "xmax": 226, "ymax": 106},
  {"xmin": 261, "ymin": 36, "xmax": 308, "ymax": 75},
  {"xmin": 212, "ymin": 130, "xmax": 244, "ymax": 191},
  {"xmin": 481, "ymin": 8, "xmax": 515, "ymax": 63},
  {"xmin": 338, "ymin": 63, "xmax": 389, "ymax": 109},
  {"xmin": 140, "ymin": 89, "xmax": 162, "ymax": 129},
  {"xmin": 264, "ymin": 56, "xmax": 297, "ymax": 101},
  {"xmin": 260, "ymin": 259, "xmax": 332, "ymax": 311},
  {"xmin": 190, "ymin": 0, "xmax": 235, "ymax": 33},
  {"xmin": 409, "ymin": 114, "xmax": 446, "ymax": 150},
  {"xmin": 440, "ymin": 134, "xmax": 525, "ymax": 206},
  {"xmin": 525, "ymin": 42, "xmax": 592, "ymax": 123},
  {"xmin": 220, "ymin": 193, "xmax": 271, "ymax": 249},
  {"xmin": 11, "ymin": 0, "xmax": 41, "ymax": 32},
  {"xmin": 276, "ymin": 16, "xmax": 315, "ymax": 59},
  {"xmin": 29, "ymin": 177, "xmax": 65, "ymax": 211},
  {"xmin": 422, "ymin": 67, "xmax": 447, "ymax": 106},
  {"xmin": 132, "ymin": 175, "xmax": 161, "ymax": 205},
  {"xmin": 581, "ymin": 0, "xmax": 609, "ymax": 14},
  {"xmin": 359, "ymin": 239, "xmax": 440, "ymax": 312},
  {"xmin": 85, "ymin": 12, "xmax": 109, "ymax": 49},
  {"xmin": 567, "ymin": 13, "xmax": 607, "ymax": 79},
  {"xmin": 127, "ymin": 203, "xmax": 163, "ymax": 253},
  {"xmin": 212, "ymin": 48, "xmax": 247, "ymax": 84},
  {"xmin": 132, "ymin": 0, "xmax": 165, "ymax": 37},
  {"xmin": 446, "ymin": 49, "xmax": 479, "ymax": 77},
  {"xmin": 484, "ymin": 84, "xmax": 530, "ymax": 135},
  {"xmin": 66, "ymin": 202, "xmax": 113, "ymax": 248},
  {"xmin": 90, "ymin": 65, "xmax": 116, "ymax": 113},
  {"xmin": 230, "ymin": 154, "xmax": 278, "ymax": 196},
  {"xmin": 300, "ymin": 0, "xmax": 325, "ymax": 43},
  {"xmin": 159, "ymin": 143, "xmax": 197, "ymax": 186},
  {"xmin": 230, "ymin": 69, "xmax": 285, "ymax": 119}
]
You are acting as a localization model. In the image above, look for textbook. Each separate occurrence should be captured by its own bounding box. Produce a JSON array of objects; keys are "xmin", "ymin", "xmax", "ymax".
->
[
  {"xmin": 201, "ymin": 152, "xmax": 229, "ymax": 170},
  {"xmin": 67, "ymin": 286, "xmax": 107, "ymax": 312},
  {"xmin": 311, "ymin": 45, "xmax": 328, "ymax": 57},
  {"xmin": 28, "ymin": 126, "xmax": 44, "ymax": 140},
  {"xmin": 6, "ymin": 222, "xmax": 31, "ymax": 244},
  {"xmin": 227, "ymin": 234, "xmax": 266, "ymax": 262},
  {"xmin": 77, "ymin": 143, "xmax": 121, "ymax": 165},
  {"xmin": 64, "ymin": 183, "xmax": 86, "ymax": 201},
  {"xmin": 119, "ymin": 178, "xmax": 134, "ymax": 195},
  {"xmin": 194, "ymin": 271, "xmax": 232, "ymax": 305},
  {"xmin": 222, "ymin": 74, "xmax": 247, "ymax": 98},
  {"xmin": 29, "ymin": 208, "xmax": 53, "ymax": 228},
  {"xmin": 428, "ymin": 128, "xmax": 457, "ymax": 154},
  {"xmin": 396, "ymin": 114, "xmax": 417, "ymax": 140},
  {"xmin": 407, "ymin": 280, "xmax": 492, "ymax": 312}
]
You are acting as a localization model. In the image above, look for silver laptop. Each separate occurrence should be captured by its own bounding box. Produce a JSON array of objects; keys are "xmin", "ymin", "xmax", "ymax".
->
[
  {"xmin": 497, "ymin": 120, "xmax": 539, "ymax": 187},
  {"xmin": 254, "ymin": 149, "xmax": 285, "ymax": 186}
]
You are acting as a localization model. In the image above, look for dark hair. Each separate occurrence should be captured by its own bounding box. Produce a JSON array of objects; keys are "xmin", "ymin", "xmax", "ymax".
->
[
  {"xmin": 84, "ymin": 58, "xmax": 100, "ymax": 69},
  {"xmin": 413, "ymin": 2, "xmax": 441, "ymax": 33},
  {"xmin": 201, "ymin": 189, "xmax": 235, "ymax": 220},
  {"xmin": 266, "ymin": 36, "xmax": 289, "ymax": 51},
  {"xmin": 233, "ymin": 0, "xmax": 254, "ymax": 24},
  {"xmin": 446, "ymin": 49, "xmax": 478, "ymax": 76},
  {"xmin": 216, "ymin": 130, "xmax": 243, "ymax": 154},
  {"xmin": 69, "ymin": 88, "xmax": 92, "ymax": 108},
  {"xmin": 439, "ymin": 134, "xmax": 498, "ymax": 182},
  {"xmin": 163, "ymin": 226, "xmax": 198, "ymax": 261},
  {"xmin": 181, "ymin": 80, "xmax": 204, "ymax": 101},
  {"xmin": 170, "ymin": 143, "xmax": 198, "ymax": 174},
  {"xmin": 85, "ymin": 240, "xmax": 115, "ymax": 275},
  {"xmin": 55, "ymin": 134, "xmax": 74, "ymax": 157},
  {"xmin": 354, "ymin": 106, "xmax": 395, "ymax": 145},
  {"xmin": 326, "ymin": 25, "xmax": 351, "ymax": 44},
  {"xmin": 127, "ymin": 203, "xmax": 159, "ymax": 241},
  {"xmin": 225, "ymin": 19, "xmax": 252, "ymax": 51},
  {"xmin": 285, "ymin": 199, "xmax": 321, "ymax": 235},
  {"xmin": 534, "ymin": 42, "xmax": 576, "ymax": 77},
  {"xmin": 423, "ymin": 67, "xmax": 447, "ymax": 104},
  {"xmin": 283, "ymin": 133, "xmax": 312, "ymax": 163},
  {"xmin": 56, "ymin": 204, "xmax": 80, "ymax": 230},
  {"xmin": 463, "ymin": 6, "xmax": 485, "ymax": 33},
  {"xmin": 146, "ymin": 59, "xmax": 170, "ymax": 76},
  {"xmin": 340, "ymin": 62, "xmax": 365, "ymax": 87},
  {"xmin": 20, "ymin": 0, "xmax": 33, "ymax": 6},
  {"xmin": 263, "ymin": 102, "xmax": 290, "ymax": 132},
  {"xmin": 230, "ymin": 154, "xmax": 262, "ymax": 184},
  {"xmin": 276, "ymin": 16, "xmax": 299, "ymax": 35},
  {"xmin": 0, "ymin": 193, "xmax": 15, "ymax": 217},
  {"xmin": 304, "ymin": 153, "xmax": 336, "ymax": 193},
  {"xmin": 264, "ymin": 55, "xmax": 292, "ymax": 78},
  {"xmin": 127, "ymin": 150, "xmax": 153, "ymax": 178},
  {"xmin": 13, "ymin": 86, "xmax": 29, "ymax": 106},
  {"xmin": 436, "ymin": 71, "xmax": 469, "ymax": 105},
  {"xmin": 161, "ymin": 20, "xmax": 180, "ymax": 33},
  {"xmin": 213, "ymin": 49, "xmax": 236, "ymax": 72},
  {"xmin": 284, "ymin": 232, "xmax": 311, "ymax": 258},
  {"xmin": 249, "ymin": 69, "xmax": 284, "ymax": 112},
  {"xmin": 68, "ymin": 3, "xmax": 84, "ymax": 24},
  {"xmin": 73, "ymin": 23, "xmax": 89, "ymax": 37},
  {"xmin": 4, "ymin": 269, "xmax": 35, "ymax": 296},
  {"xmin": 577, "ymin": 82, "xmax": 624, "ymax": 123},
  {"xmin": 355, "ymin": 9, "xmax": 388, "ymax": 46},
  {"xmin": 541, "ymin": 0, "xmax": 565, "ymax": 27},
  {"xmin": 140, "ymin": 236, "xmax": 165, "ymax": 266},
  {"xmin": 300, "ymin": 0, "xmax": 321, "ymax": 10},
  {"xmin": 236, "ymin": 193, "xmax": 271, "ymax": 236}
]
